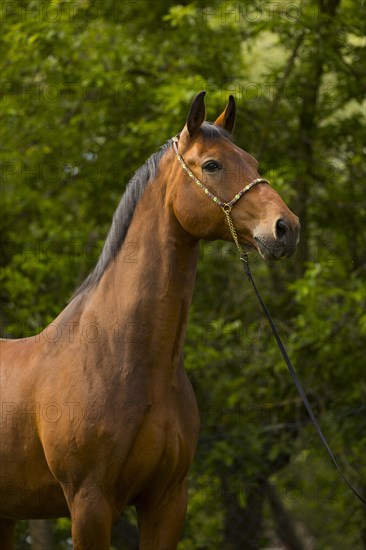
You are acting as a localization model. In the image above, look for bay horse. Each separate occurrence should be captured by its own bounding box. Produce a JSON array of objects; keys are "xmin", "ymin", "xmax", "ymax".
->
[{"xmin": 0, "ymin": 91, "xmax": 300, "ymax": 549}]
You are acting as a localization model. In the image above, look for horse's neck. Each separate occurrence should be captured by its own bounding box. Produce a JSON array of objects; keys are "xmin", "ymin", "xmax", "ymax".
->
[{"xmin": 76, "ymin": 176, "xmax": 199, "ymax": 381}]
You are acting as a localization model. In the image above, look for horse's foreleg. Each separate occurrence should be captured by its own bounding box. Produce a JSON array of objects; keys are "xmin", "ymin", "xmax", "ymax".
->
[
  {"xmin": 137, "ymin": 481, "xmax": 188, "ymax": 550},
  {"xmin": 64, "ymin": 486, "xmax": 114, "ymax": 550},
  {"xmin": 0, "ymin": 518, "xmax": 15, "ymax": 550}
]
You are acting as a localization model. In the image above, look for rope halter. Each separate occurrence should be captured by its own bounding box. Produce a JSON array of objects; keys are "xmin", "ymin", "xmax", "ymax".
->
[{"xmin": 172, "ymin": 135, "xmax": 270, "ymax": 261}]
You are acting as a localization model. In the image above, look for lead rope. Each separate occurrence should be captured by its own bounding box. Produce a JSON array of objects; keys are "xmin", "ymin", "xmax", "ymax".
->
[
  {"xmin": 227, "ymin": 221, "xmax": 366, "ymax": 506},
  {"xmin": 222, "ymin": 205, "xmax": 246, "ymax": 260},
  {"xmin": 172, "ymin": 136, "xmax": 366, "ymax": 506}
]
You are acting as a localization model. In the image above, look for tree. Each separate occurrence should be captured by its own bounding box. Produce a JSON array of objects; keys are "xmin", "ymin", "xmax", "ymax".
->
[{"xmin": 1, "ymin": 0, "xmax": 365, "ymax": 548}]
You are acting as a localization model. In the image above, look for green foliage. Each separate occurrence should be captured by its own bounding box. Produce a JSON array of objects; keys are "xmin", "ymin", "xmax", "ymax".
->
[{"xmin": 1, "ymin": 0, "xmax": 365, "ymax": 548}]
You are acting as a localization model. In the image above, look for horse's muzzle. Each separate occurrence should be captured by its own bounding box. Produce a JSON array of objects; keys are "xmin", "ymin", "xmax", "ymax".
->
[{"xmin": 255, "ymin": 217, "xmax": 300, "ymax": 260}]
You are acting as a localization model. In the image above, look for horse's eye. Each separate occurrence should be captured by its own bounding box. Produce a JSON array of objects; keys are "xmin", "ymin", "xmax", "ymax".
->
[{"xmin": 202, "ymin": 160, "xmax": 221, "ymax": 172}]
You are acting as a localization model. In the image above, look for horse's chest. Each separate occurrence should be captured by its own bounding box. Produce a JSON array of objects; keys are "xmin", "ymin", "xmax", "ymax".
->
[{"xmin": 115, "ymin": 400, "xmax": 198, "ymax": 502}]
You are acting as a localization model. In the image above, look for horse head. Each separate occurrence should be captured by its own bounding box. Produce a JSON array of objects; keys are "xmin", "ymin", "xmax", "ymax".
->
[{"xmin": 169, "ymin": 91, "xmax": 300, "ymax": 260}]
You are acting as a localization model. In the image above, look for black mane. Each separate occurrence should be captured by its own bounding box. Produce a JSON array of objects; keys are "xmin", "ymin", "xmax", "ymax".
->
[
  {"xmin": 73, "ymin": 123, "xmax": 230, "ymax": 298},
  {"xmin": 73, "ymin": 139, "xmax": 172, "ymax": 298}
]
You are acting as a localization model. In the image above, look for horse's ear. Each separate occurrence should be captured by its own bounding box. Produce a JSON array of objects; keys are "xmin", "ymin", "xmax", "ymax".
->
[
  {"xmin": 186, "ymin": 91, "xmax": 206, "ymax": 136},
  {"xmin": 214, "ymin": 95, "xmax": 236, "ymax": 134}
]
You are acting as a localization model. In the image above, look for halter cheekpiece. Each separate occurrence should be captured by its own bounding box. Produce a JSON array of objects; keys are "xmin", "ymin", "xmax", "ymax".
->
[{"xmin": 172, "ymin": 134, "xmax": 270, "ymax": 259}]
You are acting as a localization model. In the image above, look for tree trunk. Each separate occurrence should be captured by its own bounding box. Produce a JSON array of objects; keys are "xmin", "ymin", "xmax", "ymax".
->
[
  {"xmin": 221, "ymin": 475, "xmax": 265, "ymax": 549},
  {"xmin": 265, "ymin": 481, "xmax": 307, "ymax": 550},
  {"xmin": 111, "ymin": 514, "xmax": 139, "ymax": 549},
  {"xmin": 294, "ymin": 0, "xmax": 341, "ymax": 276},
  {"xmin": 29, "ymin": 520, "xmax": 54, "ymax": 550}
]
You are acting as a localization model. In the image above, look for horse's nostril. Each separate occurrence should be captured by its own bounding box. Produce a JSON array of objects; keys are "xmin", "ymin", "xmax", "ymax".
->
[{"xmin": 276, "ymin": 219, "xmax": 289, "ymax": 241}]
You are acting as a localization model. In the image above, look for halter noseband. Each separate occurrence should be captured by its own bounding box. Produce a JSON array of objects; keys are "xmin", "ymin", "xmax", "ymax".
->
[{"xmin": 172, "ymin": 135, "xmax": 270, "ymax": 259}]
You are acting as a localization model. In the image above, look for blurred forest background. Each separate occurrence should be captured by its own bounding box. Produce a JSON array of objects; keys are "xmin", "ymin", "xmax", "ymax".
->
[{"xmin": 1, "ymin": 0, "xmax": 365, "ymax": 548}]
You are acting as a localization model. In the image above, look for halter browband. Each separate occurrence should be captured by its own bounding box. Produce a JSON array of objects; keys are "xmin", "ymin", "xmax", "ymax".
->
[{"xmin": 172, "ymin": 135, "xmax": 270, "ymax": 258}]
